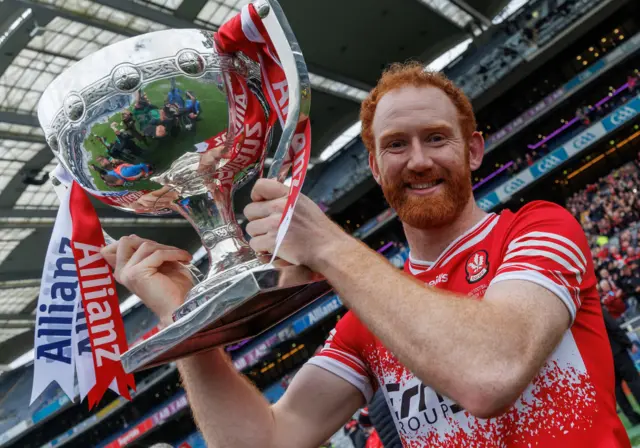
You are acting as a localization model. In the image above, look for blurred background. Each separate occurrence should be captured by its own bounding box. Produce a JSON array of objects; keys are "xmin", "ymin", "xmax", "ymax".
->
[{"xmin": 1, "ymin": 0, "xmax": 640, "ymax": 446}]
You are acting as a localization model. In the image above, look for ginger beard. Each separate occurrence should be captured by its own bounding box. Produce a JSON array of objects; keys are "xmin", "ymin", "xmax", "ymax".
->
[{"xmin": 380, "ymin": 146, "xmax": 472, "ymax": 229}]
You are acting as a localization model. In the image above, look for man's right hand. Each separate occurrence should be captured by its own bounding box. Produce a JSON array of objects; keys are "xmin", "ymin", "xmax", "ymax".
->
[
  {"xmin": 101, "ymin": 236, "xmax": 193, "ymax": 325},
  {"xmin": 100, "ymin": 240, "xmax": 363, "ymax": 448}
]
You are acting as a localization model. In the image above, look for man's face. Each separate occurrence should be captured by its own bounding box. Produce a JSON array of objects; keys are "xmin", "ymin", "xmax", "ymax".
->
[
  {"xmin": 369, "ymin": 86, "xmax": 483, "ymax": 229},
  {"xmin": 600, "ymin": 268, "xmax": 609, "ymax": 279}
]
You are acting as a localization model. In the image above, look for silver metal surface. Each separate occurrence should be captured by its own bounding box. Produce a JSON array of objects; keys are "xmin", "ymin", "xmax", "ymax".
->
[
  {"xmin": 38, "ymin": 0, "xmax": 320, "ymax": 370},
  {"xmin": 122, "ymin": 265, "xmax": 330, "ymax": 373},
  {"xmin": 262, "ymin": 0, "xmax": 311, "ymax": 182},
  {"xmin": 38, "ymin": 28, "xmax": 263, "ymax": 279}
]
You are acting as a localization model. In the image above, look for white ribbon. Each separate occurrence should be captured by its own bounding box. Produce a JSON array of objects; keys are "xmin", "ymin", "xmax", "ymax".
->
[
  {"xmin": 30, "ymin": 184, "xmax": 77, "ymax": 404},
  {"xmin": 31, "ymin": 164, "xmax": 119, "ymax": 404}
]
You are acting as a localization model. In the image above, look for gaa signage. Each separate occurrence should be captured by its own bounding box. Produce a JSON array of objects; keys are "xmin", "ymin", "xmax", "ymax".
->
[
  {"xmin": 571, "ymin": 132, "xmax": 597, "ymax": 151},
  {"xmin": 530, "ymin": 151, "xmax": 568, "ymax": 178},
  {"xmin": 502, "ymin": 177, "xmax": 526, "ymax": 195}
]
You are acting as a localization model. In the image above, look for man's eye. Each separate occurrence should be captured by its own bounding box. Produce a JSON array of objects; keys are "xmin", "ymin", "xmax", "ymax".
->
[
  {"xmin": 427, "ymin": 134, "xmax": 445, "ymax": 143},
  {"xmin": 387, "ymin": 140, "xmax": 406, "ymax": 149}
]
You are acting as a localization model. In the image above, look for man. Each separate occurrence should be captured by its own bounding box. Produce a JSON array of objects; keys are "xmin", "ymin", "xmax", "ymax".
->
[
  {"xmin": 131, "ymin": 90, "xmax": 173, "ymax": 140},
  {"xmin": 121, "ymin": 110, "xmax": 145, "ymax": 142},
  {"xmin": 112, "ymin": 127, "xmax": 145, "ymax": 156},
  {"xmin": 103, "ymin": 63, "xmax": 628, "ymax": 447},
  {"xmin": 103, "ymin": 128, "xmax": 144, "ymax": 164},
  {"xmin": 601, "ymin": 278, "xmax": 626, "ymax": 320},
  {"xmin": 602, "ymin": 307, "xmax": 640, "ymax": 425},
  {"xmin": 620, "ymin": 264, "xmax": 640, "ymax": 298},
  {"xmin": 106, "ymin": 162, "xmax": 152, "ymax": 183}
]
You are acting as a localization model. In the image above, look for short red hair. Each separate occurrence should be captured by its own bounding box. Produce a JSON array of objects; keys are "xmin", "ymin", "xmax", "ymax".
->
[{"xmin": 360, "ymin": 61, "xmax": 477, "ymax": 154}]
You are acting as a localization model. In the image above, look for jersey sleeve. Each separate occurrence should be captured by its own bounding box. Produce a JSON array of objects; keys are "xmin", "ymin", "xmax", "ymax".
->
[
  {"xmin": 306, "ymin": 311, "xmax": 375, "ymax": 402},
  {"xmin": 489, "ymin": 201, "xmax": 594, "ymax": 323}
]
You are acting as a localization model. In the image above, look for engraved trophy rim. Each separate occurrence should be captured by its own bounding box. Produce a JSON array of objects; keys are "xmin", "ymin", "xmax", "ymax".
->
[
  {"xmin": 120, "ymin": 0, "xmax": 321, "ymax": 372},
  {"xmin": 36, "ymin": 1, "xmax": 324, "ymax": 373}
]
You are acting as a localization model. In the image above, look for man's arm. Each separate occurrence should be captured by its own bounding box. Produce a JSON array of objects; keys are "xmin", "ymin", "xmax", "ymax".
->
[
  {"xmin": 244, "ymin": 181, "xmax": 575, "ymax": 418},
  {"xmin": 178, "ymin": 349, "xmax": 364, "ymax": 448},
  {"xmin": 310, "ymin": 239, "xmax": 569, "ymax": 418},
  {"xmin": 102, "ymin": 236, "xmax": 363, "ymax": 448}
]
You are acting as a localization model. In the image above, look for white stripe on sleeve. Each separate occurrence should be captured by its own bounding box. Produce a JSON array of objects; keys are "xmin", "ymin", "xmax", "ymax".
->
[
  {"xmin": 490, "ymin": 270, "xmax": 577, "ymax": 321},
  {"xmin": 504, "ymin": 249, "xmax": 583, "ymax": 284},
  {"xmin": 506, "ymin": 239, "xmax": 586, "ymax": 272},
  {"xmin": 510, "ymin": 231, "xmax": 587, "ymax": 266},
  {"xmin": 306, "ymin": 357, "xmax": 374, "ymax": 402}
]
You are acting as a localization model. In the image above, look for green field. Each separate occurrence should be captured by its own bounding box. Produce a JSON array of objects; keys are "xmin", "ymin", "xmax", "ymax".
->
[
  {"xmin": 616, "ymin": 392, "xmax": 640, "ymax": 446},
  {"xmin": 84, "ymin": 76, "xmax": 229, "ymax": 191}
]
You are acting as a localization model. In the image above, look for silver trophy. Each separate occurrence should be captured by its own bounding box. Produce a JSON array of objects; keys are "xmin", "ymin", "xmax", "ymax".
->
[{"xmin": 37, "ymin": 0, "xmax": 330, "ymax": 372}]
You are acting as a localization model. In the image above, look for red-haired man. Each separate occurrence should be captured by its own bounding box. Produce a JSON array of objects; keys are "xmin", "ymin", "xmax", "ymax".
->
[{"xmin": 104, "ymin": 62, "xmax": 628, "ymax": 447}]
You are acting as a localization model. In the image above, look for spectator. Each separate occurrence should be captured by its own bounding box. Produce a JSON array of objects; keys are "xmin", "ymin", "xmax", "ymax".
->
[
  {"xmin": 624, "ymin": 246, "xmax": 639, "ymax": 266},
  {"xmin": 601, "ymin": 279, "xmax": 626, "ymax": 319},
  {"xmin": 525, "ymin": 153, "xmax": 533, "ymax": 166},
  {"xmin": 602, "ymin": 307, "xmax": 640, "ymax": 426},
  {"xmin": 628, "ymin": 73, "xmax": 638, "ymax": 93},
  {"xmin": 619, "ymin": 265, "xmax": 640, "ymax": 300}
]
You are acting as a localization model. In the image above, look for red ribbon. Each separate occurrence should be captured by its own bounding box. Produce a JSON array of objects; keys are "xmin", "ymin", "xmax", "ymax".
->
[
  {"xmin": 69, "ymin": 182, "xmax": 135, "ymax": 408},
  {"xmin": 215, "ymin": 4, "xmax": 312, "ymax": 229},
  {"xmin": 214, "ymin": 70, "xmax": 271, "ymax": 192}
]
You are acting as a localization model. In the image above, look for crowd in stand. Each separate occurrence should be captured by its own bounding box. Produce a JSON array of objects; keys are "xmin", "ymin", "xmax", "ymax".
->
[
  {"xmin": 454, "ymin": 0, "xmax": 600, "ymax": 100},
  {"xmin": 567, "ymin": 158, "xmax": 640, "ymax": 321},
  {"xmin": 505, "ymin": 71, "xmax": 640, "ymax": 176}
]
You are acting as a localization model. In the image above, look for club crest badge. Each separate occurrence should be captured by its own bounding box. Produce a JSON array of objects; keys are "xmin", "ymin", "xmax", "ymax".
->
[{"xmin": 465, "ymin": 250, "xmax": 489, "ymax": 283}]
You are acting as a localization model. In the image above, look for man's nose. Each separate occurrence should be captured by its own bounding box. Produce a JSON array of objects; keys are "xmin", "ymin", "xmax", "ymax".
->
[{"xmin": 406, "ymin": 139, "xmax": 434, "ymax": 172}]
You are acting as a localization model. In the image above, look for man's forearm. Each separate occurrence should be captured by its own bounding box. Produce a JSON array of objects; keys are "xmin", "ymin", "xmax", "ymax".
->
[
  {"xmin": 310, "ymin": 237, "xmax": 532, "ymax": 413},
  {"xmin": 178, "ymin": 348, "xmax": 275, "ymax": 448}
]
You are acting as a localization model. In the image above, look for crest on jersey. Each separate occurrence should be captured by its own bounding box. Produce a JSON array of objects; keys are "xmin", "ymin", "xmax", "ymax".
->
[{"xmin": 465, "ymin": 250, "xmax": 489, "ymax": 283}]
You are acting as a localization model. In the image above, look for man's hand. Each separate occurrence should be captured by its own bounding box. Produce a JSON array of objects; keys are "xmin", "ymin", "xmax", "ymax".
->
[
  {"xmin": 131, "ymin": 186, "xmax": 178, "ymax": 212},
  {"xmin": 101, "ymin": 236, "xmax": 193, "ymax": 325},
  {"xmin": 244, "ymin": 179, "xmax": 350, "ymax": 268}
]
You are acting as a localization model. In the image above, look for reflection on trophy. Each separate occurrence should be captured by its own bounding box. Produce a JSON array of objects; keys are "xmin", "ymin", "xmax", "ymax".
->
[{"xmin": 37, "ymin": 0, "xmax": 330, "ymax": 373}]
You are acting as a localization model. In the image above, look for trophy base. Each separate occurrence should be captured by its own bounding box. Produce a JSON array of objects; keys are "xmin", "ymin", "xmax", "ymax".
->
[{"xmin": 120, "ymin": 264, "xmax": 331, "ymax": 373}]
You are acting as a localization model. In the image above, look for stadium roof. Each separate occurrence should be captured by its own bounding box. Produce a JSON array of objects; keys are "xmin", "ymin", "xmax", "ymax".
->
[{"xmin": 0, "ymin": 0, "xmax": 517, "ymax": 367}]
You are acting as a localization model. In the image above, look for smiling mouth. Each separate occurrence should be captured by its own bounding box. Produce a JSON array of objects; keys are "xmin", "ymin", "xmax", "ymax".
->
[{"xmin": 407, "ymin": 179, "xmax": 444, "ymax": 190}]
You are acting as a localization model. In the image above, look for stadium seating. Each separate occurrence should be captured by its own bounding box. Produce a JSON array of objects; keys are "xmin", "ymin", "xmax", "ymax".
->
[
  {"xmin": 567, "ymin": 158, "xmax": 640, "ymax": 321},
  {"xmin": 449, "ymin": 0, "xmax": 604, "ymax": 100}
]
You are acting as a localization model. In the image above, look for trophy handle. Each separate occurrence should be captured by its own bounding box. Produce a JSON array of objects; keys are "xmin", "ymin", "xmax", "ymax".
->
[{"xmin": 254, "ymin": 0, "xmax": 311, "ymax": 183}]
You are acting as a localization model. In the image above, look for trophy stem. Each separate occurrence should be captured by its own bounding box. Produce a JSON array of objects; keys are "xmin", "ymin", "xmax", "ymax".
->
[
  {"xmin": 173, "ymin": 190, "xmax": 260, "ymax": 274},
  {"xmin": 170, "ymin": 190, "xmax": 264, "ymax": 321}
]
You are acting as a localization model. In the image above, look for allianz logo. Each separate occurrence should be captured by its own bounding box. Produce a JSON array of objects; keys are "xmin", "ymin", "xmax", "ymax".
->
[
  {"xmin": 610, "ymin": 106, "xmax": 638, "ymax": 126},
  {"xmin": 572, "ymin": 132, "xmax": 597, "ymax": 150}
]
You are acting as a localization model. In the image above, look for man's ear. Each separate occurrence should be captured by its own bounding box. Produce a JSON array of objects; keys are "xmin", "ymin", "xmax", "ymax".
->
[
  {"xmin": 468, "ymin": 131, "xmax": 485, "ymax": 172},
  {"xmin": 369, "ymin": 151, "xmax": 382, "ymax": 185}
]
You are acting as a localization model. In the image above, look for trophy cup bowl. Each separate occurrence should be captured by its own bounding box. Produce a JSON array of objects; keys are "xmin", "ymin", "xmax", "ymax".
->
[{"xmin": 37, "ymin": 1, "xmax": 332, "ymax": 372}]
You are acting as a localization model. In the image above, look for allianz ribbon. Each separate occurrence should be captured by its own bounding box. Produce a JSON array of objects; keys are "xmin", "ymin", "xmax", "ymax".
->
[
  {"xmin": 215, "ymin": 3, "xmax": 312, "ymax": 260},
  {"xmin": 31, "ymin": 165, "xmax": 134, "ymax": 408}
]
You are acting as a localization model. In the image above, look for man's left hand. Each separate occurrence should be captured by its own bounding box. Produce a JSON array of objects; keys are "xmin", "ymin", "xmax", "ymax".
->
[{"xmin": 244, "ymin": 178, "xmax": 349, "ymax": 268}]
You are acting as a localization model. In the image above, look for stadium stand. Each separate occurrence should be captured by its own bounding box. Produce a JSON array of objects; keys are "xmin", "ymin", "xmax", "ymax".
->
[
  {"xmin": 447, "ymin": 0, "xmax": 606, "ymax": 100},
  {"xmin": 567, "ymin": 160, "xmax": 640, "ymax": 320}
]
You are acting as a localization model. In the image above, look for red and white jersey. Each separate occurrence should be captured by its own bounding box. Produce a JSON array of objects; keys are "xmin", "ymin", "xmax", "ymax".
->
[{"xmin": 308, "ymin": 201, "xmax": 629, "ymax": 447}]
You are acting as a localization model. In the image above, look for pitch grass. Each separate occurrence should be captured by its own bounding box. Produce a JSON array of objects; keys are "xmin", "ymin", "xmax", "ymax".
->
[
  {"xmin": 618, "ymin": 393, "xmax": 640, "ymax": 446},
  {"xmin": 83, "ymin": 76, "xmax": 229, "ymax": 192}
]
